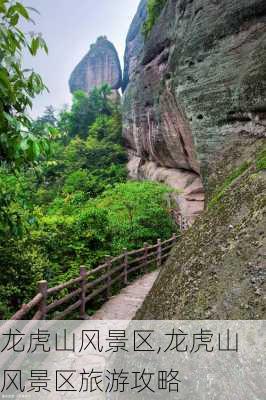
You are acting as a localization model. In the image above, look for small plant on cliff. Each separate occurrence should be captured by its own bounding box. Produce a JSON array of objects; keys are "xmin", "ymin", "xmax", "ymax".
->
[
  {"xmin": 208, "ymin": 161, "xmax": 252, "ymax": 209},
  {"xmin": 143, "ymin": 0, "xmax": 167, "ymax": 39},
  {"xmin": 256, "ymin": 147, "xmax": 266, "ymax": 171}
]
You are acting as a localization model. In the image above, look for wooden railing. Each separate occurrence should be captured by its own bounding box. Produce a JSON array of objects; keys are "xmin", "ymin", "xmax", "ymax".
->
[{"xmin": 10, "ymin": 234, "xmax": 178, "ymax": 320}]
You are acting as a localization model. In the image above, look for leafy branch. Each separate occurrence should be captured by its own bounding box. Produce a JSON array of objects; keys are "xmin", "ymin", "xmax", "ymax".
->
[{"xmin": 0, "ymin": 0, "xmax": 55, "ymax": 167}]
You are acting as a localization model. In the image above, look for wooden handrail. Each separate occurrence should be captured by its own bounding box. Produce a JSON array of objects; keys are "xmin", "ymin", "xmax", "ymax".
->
[
  {"xmin": 11, "ymin": 293, "xmax": 43, "ymax": 320},
  {"xmin": 46, "ymin": 288, "xmax": 82, "ymax": 312},
  {"xmin": 47, "ymin": 276, "xmax": 83, "ymax": 295},
  {"xmin": 127, "ymin": 247, "xmax": 145, "ymax": 256},
  {"xmin": 161, "ymin": 234, "xmax": 177, "ymax": 245},
  {"xmin": 10, "ymin": 233, "xmax": 178, "ymax": 320}
]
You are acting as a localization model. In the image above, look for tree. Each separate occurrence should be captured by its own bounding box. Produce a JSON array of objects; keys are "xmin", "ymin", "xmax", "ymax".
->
[
  {"xmin": 67, "ymin": 85, "xmax": 113, "ymax": 139},
  {"xmin": 0, "ymin": 1, "xmax": 56, "ymax": 237},
  {"xmin": 95, "ymin": 181, "xmax": 176, "ymax": 252},
  {"xmin": 89, "ymin": 111, "xmax": 123, "ymax": 143},
  {"xmin": 37, "ymin": 105, "xmax": 57, "ymax": 127},
  {"xmin": 0, "ymin": 0, "xmax": 53, "ymax": 166},
  {"xmin": 31, "ymin": 106, "xmax": 58, "ymax": 141}
]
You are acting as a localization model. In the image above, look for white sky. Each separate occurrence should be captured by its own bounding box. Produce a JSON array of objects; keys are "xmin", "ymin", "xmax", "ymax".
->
[{"xmin": 21, "ymin": 0, "xmax": 140, "ymax": 117}]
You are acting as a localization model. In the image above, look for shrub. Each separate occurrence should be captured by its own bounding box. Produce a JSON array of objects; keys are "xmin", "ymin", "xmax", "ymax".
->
[
  {"xmin": 95, "ymin": 181, "xmax": 176, "ymax": 252},
  {"xmin": 33, "ymin": 207, "xmax": 112, "ymax": 284},
  {"xmin": 0, "ymin": 237, "xmax": 48, "ymax": 319}
]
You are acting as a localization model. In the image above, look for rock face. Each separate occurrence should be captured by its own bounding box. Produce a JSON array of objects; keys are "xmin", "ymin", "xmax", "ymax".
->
[
  {"xmin": 69, "ymin": 36, "xmax": 122, "ymax": 94},
  {"xmin": 136, "ymin": 137, "xmax": 266, "ymax": 319},
  {"xmin": 123, "ymin": 0, "xmax": 266, "ymax": 223},
  {"xmin": 122, "ymin": 0, "xmax": 147, "ymax": 91}
]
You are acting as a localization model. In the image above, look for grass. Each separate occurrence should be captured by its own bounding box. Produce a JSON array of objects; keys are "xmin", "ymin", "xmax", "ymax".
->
[
  {"xmin": 256, "ymin": 147, "xmax": 266, "ymax": 171},
  {"xmin": 208, "ymin": 161, "xmax": 251, "ymax": 209}
]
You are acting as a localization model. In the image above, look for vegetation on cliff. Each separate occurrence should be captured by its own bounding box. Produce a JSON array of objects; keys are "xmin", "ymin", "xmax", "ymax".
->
[
  {"xmin": 136, "ymin": 137, "xmax": 266, "ymax": 320},
  {"xmin": 143, "ymin": 0, "xmax": 167, "ymax": 38}
]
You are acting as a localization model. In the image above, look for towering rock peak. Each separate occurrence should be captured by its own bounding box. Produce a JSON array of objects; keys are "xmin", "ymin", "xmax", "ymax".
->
[
  {"xmin": 122, "ymin": 0, "xmax": 147, "ymax": 91},
  {"xmin": 69, "ymin": 36, "xmax": 122, "ymax": 94}
]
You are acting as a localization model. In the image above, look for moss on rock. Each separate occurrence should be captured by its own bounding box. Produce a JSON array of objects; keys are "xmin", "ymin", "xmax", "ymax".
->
[
  {"xmin": 256, "ymin": 147, "xmax": 266, "ymax": 171},
  {"xmin": 136, "ymin": 137, "xmax": 266, "ymax": 320},
  {"xmin": 208, "ymin": 161, "xmax": 251, "ymax": 209}
]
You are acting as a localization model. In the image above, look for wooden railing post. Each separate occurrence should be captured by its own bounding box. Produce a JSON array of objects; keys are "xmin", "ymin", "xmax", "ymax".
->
[
  {"xmin": 144, "ymin": 242, "xmax": 148, "ymax": 269},
  {"xmin": 123, "ymin": 248, "xmax": 128, "ymax": 285},
  {"xmin": 79, "ymin": 266, "xmax": 87, "ymax": 319},
  {"xmin": 178, "ymin": 214, "xmax": 182, "ymax": 231},
  {"xmin": 38, "ymin": 280, "xmax": 48, "ymax": 320},
  {"xmin": 157, "ymin": 239, "xmax": 162, "ymax": 267},
  {"xmin": 106, "ymin": 256, "xmax": 112, "ymax": 299},
  {"xmin": 11, "ymin": 233, "xmax": 183, "ymax": 320}
]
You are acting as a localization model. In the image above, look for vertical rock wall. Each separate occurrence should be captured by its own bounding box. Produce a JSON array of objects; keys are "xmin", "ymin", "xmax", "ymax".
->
[
  {"xmin": 123, "ymin": 0, "xmax": 147, "ymax": 91},
  {"xmin": 123, "ymin": 0, "xmax": 266, "ymax": 222}
]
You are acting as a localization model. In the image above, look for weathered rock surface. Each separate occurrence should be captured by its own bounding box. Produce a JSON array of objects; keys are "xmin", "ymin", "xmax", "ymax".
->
[
  {"xmin": 136, "ymin": 137, "xmax": 266, "ymax": 319},
  {"xmin": 122, "ymin": 0, "xmax": 147, "ymax": 91},
  {"xmin": 123, "ymin": 0, "xmax": 266, "ymax": 222},
  {"xmin": 69, "ymin": 36, "xmax": 122, "ymax": 94}
]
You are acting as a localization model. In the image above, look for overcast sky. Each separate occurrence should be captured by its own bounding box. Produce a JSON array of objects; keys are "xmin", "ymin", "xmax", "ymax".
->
[{"xmin": 21, "ymin": 0, "xmax": 140, "ymax": 117}]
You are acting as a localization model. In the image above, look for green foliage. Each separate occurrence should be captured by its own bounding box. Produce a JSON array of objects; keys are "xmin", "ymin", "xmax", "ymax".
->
[
  {"xmin": 33, "ymin": 208, "xmax": 112, "ymax": 284},
  {"xmin": 95, "ymin": 181, "xmax": 176, "ymax": 252},
  {"xmin": 65, "ymin": 84, "xmax": 113, "ymax": 139},
  {"xmin": 89, "ymin": 111, "xmax": 123, "ymax": 143},
  {"xmin": 63, "ymin": 135, "xmax": 126, "ymax": 174},
  {"xmin": 143, "ymin": 0, "xmax": 167, "ymax": 39},
  {"xmin": 208, "ymin": 161, "xmax": 251, "ymax": 209},
  {"xmin": 0, "ymin": 165, "xmax": 39, "ymax": 236},
  {"xmin": 0, "ymin": 167, "xmax": 47, "ymax": 319},
  {"xmin": 32, "ymin": 105, "xmax": 58, "ymax": 135},
  {"xmin": 38, "ymin": 87, "xmax": 127, "ymax": 202},
  {"xmin": 0, "ymin": 0, "xmax": 55, "ymax": 166},
  {"xmin": 0, "ymin": 77, "xmax": 177, "ymax": 318},
  {"xmin": 0, "ymin": 237, "xmax": 47, "ymax": 319},
  {"xmin": 32, "ymin": 180, "xmax": 175, "ymax": 286},
  {"xmin": 62, "ymin": 169, "xmax": 93, "ymax": 195},
  {"xmin": 256, "ymin": 147, "xmax": 266, "ymax": 171}
]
